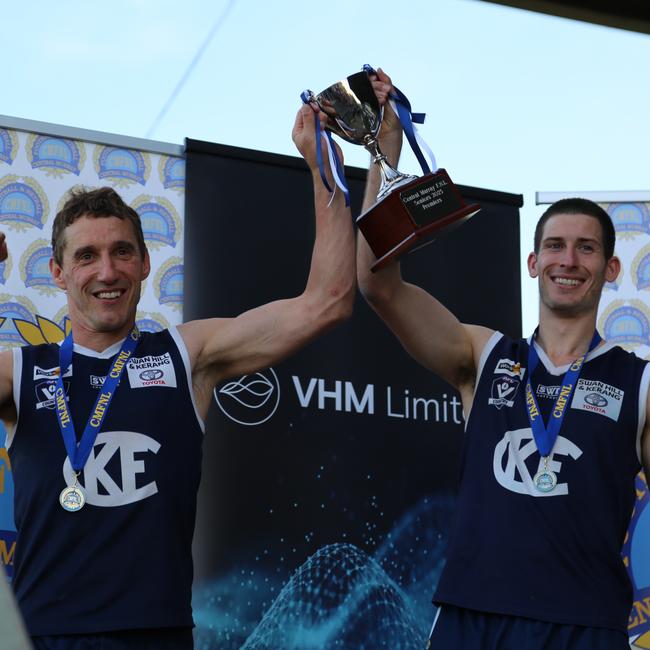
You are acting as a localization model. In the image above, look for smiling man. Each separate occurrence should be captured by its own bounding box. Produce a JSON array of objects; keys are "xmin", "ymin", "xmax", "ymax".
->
[
  {"xmin": 358, "ymin": 70, "xmax": 650, "ymax": 650},
  {"xmin": 0, "ymin": 103, "xmax": 355, "ymax": 649}
]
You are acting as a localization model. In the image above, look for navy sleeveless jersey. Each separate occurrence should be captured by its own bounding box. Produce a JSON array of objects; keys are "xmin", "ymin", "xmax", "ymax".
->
[
  {"xmin": 434, "ymin": 332, "xmax": 650, "ymax": 632},
  {"xmin": 6, "ymin": 328, "xmax": 204, "ymax": 635}
]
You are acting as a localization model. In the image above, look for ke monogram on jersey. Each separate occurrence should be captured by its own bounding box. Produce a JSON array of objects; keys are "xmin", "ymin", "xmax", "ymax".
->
[
  {"xmin": 434, "ymin": 331, "xmax": 650, "ymax": 633},
  {"xmin": 7, "ymin": 327, "xmax": 204, "ymax": 636}
]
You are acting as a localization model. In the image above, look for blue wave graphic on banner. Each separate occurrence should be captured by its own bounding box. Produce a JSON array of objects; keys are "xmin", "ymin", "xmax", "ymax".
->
[{"xmin": 193, "ymin": 495, "xmax": 454, "ymax": 649}]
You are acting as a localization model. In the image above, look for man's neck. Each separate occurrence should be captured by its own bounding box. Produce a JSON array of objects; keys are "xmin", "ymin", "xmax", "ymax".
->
[
  {"xmin": 69, "ymin": 323, "xmax": 135, "ymax": 354},
  {"xmin": 535, "ymin": 309, "xmax": 600, "ymax": 367}
]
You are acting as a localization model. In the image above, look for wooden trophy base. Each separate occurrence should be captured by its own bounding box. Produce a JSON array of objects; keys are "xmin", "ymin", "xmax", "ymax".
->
[{"xmin": 357, "ymin": 168, "xmax": 481, "ymax": 272}]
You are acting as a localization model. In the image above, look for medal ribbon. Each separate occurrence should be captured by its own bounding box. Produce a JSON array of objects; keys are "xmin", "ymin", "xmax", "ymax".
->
[
  {"xmin": 54, "ymin": 327, "xmax": 140, "ymax": 472},
  {"xmin": 363, "ymin": 64, "xmax": 437, "ymax": 175},
  {"xmin": 300, "ymin": 90, "xmax": 350, "ymax": 208},
  {"xmin": 525, "ymin": 329, "xmax": 601, "ymax": 457}
]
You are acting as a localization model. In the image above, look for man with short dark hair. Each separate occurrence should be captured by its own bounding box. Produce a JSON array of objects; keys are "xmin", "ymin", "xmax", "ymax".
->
[
  {"xmin": 358, "ymin": 69, "xmax": 650, "ymax": 650},
  {"xmin": 2, "ymin": 104, "xmax": 355, "ymax": 649}
]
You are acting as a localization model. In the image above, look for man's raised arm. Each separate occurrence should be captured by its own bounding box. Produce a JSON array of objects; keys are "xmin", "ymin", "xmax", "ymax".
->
[
  {"xmin": 180, "ymin": 104, "xmax": 356, "ymax": 415},
  {"xmin": 356, "ymin": 69, "xmax": 492, "ymax": 403}
]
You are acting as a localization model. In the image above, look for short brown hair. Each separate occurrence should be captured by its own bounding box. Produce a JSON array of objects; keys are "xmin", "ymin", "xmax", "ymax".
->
[
  {"xmin": 51, "ymin": 187, "xmax": 147, "ymax": 266},
  {"xmin": 534, "ymin": 198, "xmax": 615, "ymax": 260}
]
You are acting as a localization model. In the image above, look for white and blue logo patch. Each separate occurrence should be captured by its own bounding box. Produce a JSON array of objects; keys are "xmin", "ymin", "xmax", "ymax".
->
[
  {"xmin": 127, "ymin": 352, "xmax": 177, "ymax": 388},
  {"xmin": 20, "ymin": 239, "xmax": 56, "ymax": 295},
  {"xmin": 154, "ymin": 257, "xmax": 183, "ymax": 311},
  {"xmin": 600, "ymin": 300, "xmax": 650, "ymax": 348},
  {"xmin": 607, "ymin": 202, "xmax": 650, "ymax": 238},
  {"xmin": 0, "ymin": 130, "xmax": 18, "ymax": 166},
  {"xmin": 571, "ymin": 378, "xmax": 623, "ymax": 421},
  {"xmin": 132, "ymin": 195, "xmax": 180, "ymax": 249},
  {"xmin": 159, "ymin": 156, "xmax": 185, "ymax": 191},
  {"xmin": 0, "ymin": 176, "xmax": 48, "ymax": 231},
  {"xmin": 89, "ymin": 375, "xmax": 105, "ymax": 389},
  {"xmin": 33, "ymin": 364, "xmax": 72, "ymax": 381},
  {"xmin": 494, "ymin": 358, "xmax": 525, "ymax": 379},
  {"xmin": 95, "ymin": 146, "xmax": 150, "ymax": 186},
  {"xmin": 536, "ymin": 384, "xmax": 561, "ymax": 399},
  {"xmin": 489, "ymin": 375, "xmax": 521, "ymax": 409},
  {"xmin": 27, "ymin": 135, "xmax": 84, "ymax": 176}
]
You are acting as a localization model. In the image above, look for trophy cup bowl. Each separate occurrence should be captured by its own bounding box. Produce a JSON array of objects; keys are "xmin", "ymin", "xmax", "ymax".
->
[{"xmin": 306, "ymin": 70, "xmax": 481, "ymax": 271}]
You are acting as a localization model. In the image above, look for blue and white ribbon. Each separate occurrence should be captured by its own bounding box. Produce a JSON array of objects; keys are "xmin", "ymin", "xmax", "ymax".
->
[
  {"xmin": 300, "ymin": 90, "xmax": 350, "ymax": 207},
  {"xmin": 363, "ymin": 64, "xmax": 437, "ymax": 175}
]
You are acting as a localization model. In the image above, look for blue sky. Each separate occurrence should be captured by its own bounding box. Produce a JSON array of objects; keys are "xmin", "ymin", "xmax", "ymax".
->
[{"xmin": 3, "ymin": 0, "xmax": 650, "ymax": 333}]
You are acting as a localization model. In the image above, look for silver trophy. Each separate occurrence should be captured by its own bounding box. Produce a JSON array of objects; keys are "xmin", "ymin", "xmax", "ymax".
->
[
  {"xmin": 303, "ymin": 71, "xmax": 414, "ymax": 200},
  {"xmin": 303, "ymin": 69, "xmax": 480, "ymax": 271}
]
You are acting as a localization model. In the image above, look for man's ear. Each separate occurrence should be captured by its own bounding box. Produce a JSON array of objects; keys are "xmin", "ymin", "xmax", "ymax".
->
[
  {"xmin": 605, "ymin": 255, "xmax": 621, "ymax": 283},
  {"xmin": 142, "ymin": 251, "xmax": 151, "ymax": 281},
  {"xmin": 50, "ymin": 258, "xmax": 66, "ymax": 290},
  {"xmin": 527, "ymin": 252, "xmax": 538, "ymax": 279}
]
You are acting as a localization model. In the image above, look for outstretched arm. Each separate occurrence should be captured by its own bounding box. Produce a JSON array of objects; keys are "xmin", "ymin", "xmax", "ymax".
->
[
  {"xmin": 181, "ymin": 104, "xmax": 355, "ymax": 417},
  {"xmin": 356, "ymin": 69, "xmax": 492, "ymax": 405}
]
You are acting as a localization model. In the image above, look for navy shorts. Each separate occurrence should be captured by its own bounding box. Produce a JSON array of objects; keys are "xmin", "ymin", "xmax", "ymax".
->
[
  {"xmin": 31, "ymin": 627, "xmax": 194, "ymax": 650},
  {"xmin": 426, "ymin": 605, "xmax": 630, "ymax": 650}
]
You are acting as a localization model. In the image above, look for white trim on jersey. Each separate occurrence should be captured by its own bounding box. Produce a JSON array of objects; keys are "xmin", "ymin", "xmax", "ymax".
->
[
  {"xmin": 466, "ymin": 331, "xmax": 503, "ymax": 431},
  {"xmin": 6, "ymin": 348, "xmax": 22, "ymax": 450},
  {"xmin": 169, "ymin": 326, "xmax": 205, "ymax": 434},
  {"xmin": 532, "ymin": 339, "xmax": 618, "ymax": 376},
  {"xmin": 636, "ymin": 363, "xmax": 650, "ymax": 465}
]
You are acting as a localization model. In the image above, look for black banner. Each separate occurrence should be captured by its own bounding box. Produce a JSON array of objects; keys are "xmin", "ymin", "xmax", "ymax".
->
[{"xmin": 184, "ymin": 139, "xmax": 523, "ymax": 649}]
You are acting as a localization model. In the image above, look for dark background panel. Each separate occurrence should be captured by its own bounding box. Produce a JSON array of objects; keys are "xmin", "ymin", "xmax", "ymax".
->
[{"xmin": 183, "ymin": 139, "xmax": 523, "ymax": 580}]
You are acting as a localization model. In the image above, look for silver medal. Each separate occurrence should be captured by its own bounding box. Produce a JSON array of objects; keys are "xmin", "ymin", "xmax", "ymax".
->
[
  {"xmin": 533, "ymin": 469, "xmax": 557, "ymax": 493},
  {"xmin": 59, "ymin": 478, "xmax": 85, "ymax": 512}
]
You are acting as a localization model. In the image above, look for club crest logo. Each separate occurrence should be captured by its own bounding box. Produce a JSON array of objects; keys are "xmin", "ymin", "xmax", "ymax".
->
[
  {"xmin": 27, "ymin": 134, "xmax": 85, "ymax": 177},
  {"xmin": 62, "ymin": 431, "xmax": 160, "ymax": 507},
  {"xmin": 0, "ymin": 129, "xmax": 18, "ymax": 166},
  {"xmin": 0, "ymin": 295, "xmax": 40, "ymax": 347},
  {"xmin": 34, "ymin": 378, "xmax": 70, "ymax": 410},
  {"xmin": 0, "ymin": 175, "xmax": 49, "ymax": 231},
  {"xmin": 488, "ymin": 375, "xmax": 521, "ymax": 409},
  {"xmin": 132, "ymin": 195, "xmax": 181, "ymax": 249},
  {"xmin": 607, "ymin": 202, "xmax": 650, "ymax": 239},
  {"xmin": 599, "ymin": 300, "xmax": 650, "ymax": 350},
  {"xmin": 0, "ymin": 442, "xmax": 16, "ymax": 581},
  {"xmin": 493, "ymin": 428, "xmax": 582, "ymax": 497},
  {"xmin": 136, "ymin": 310, "xmax": 170, "ymax": 333},
  {"xmin": 154, "ymin": 256, "xmax": 183, "ymax": 312},
  {"xmin": 214, "ymin": 368, "xmax": 281, "ymax": 426},
  {"xmin": 632, "ymin": 245, "xmax": 650, "ymax": 292},
  {"xmin": 158, "ymin": 156, "xmax": 185, "ymax": 192},
  {"xmin": 624, "ymin": 472, "xmax": 650, "ymax": 648},
  {"xmin": 20, "ymin": 239, "xmax": 57, "ymax": 295},
  {"xmin": 94, "ymin": 146, "xmax": 150, "ymax": 187}
]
